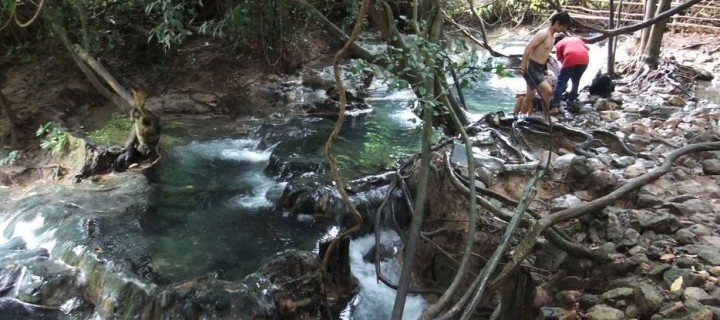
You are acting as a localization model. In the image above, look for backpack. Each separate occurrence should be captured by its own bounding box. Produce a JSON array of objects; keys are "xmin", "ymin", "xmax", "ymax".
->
[{"xmin": 589, "ymin": 73, "xmax": 615, "ymax": 98}]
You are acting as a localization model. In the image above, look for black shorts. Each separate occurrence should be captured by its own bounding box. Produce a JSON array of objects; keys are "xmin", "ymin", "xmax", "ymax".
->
[{"xmin": 522, "ymin": 60, "xmax": 546, "ymax": 90}]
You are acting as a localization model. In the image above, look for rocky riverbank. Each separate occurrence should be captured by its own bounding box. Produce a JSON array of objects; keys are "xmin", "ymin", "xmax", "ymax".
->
[{"xmin": 405, "ymin": 70, "xmax": 720, "ymax": 319}]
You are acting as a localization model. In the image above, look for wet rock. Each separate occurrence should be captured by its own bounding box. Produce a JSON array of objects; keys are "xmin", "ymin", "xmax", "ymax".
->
[
  {"xmin": 624, "ymin": 163, "xmax": 647, "ymax": 178},
  {"xmin": 698, "ymin": 245, "xmax": 720, "ymax": 265},
  {"xmin": 0, "ymin": 237, "xmax": 26, "ymax": 251},
  {"xmin": 594, "ymin": 99, "xmax": 610, "ymax": 111},
  {"xmin": 589, "ymin": 219, "xmax": 607, "ymax": 243},
  {"xmin": 606, "ymin": 213, "xmax": 624, "ymax": 241},
  {"xmin": 678, "ymin": 199, "xmax": 715, "ymax": 216},
  {"xmin": 549, "ymin": 194, "xmax": 582, "ymax": 213},
  {"xmin": 688, "ymin": 224, "xmax": 712, "ymax": 237},
  {"xmin": 586, "ymin": 304, "xmax": 624, "ymax": 320},
  {"xmin": 600, "ymin": 287, "xmax": 634, "ymax": 306},
  {"xmin": 650, "ymin": 106, "xmax": 681, "ymax": 120},
  {"xmin": 663, "ymin": 117, "xmax": 682, "ymax": 129},
  {"xmin": 634, "ymin": 281, "xmax": 665, "ymax": 316},
  {"xmin": 708, "ymin": 266, "xmax": 720, "ymax": 277},
  {"xmin": 675, "ymin": 256, "xmax": 700, "ymax": 269},
  {"xmin": 534, "ymin": 286, "xmax": 553, "ymax": 307},
  {"xmin": 535, "ymin": 240, "xmax": 569, "ymax": 270},
  {"xmin": 363, "ymin": 243, "xmax": 395, "ymax": 263},
  {"xmin": 675, "ymin": 229, "xmax": 697, "ymax": 245},
  {"xmin": 16, "ymin": 259, "xmax": 82, "ymax": 306},
  {"xmin": 557, "ymin": 276, "xmax": 588, "ymax": 291},
  {"xmin": 471, "ymin": 149, "xmax": 506, "ymax": 173},
  {"xmin": 684, "ymin": 287, "xmax": 719, "ymax": 306},
  {"xmin": 627, "ymin": 253, "xmax": 651, "ymax": 269},
  {"xmin": 674, "ymin": 180, "xmax": 717, "ymax": 198},
  {"xmin": 668, "ymin": 267, "xmax": 706, "ymax": 288},
  {"xmin": 552, "ymin": 153, "xmax": 577, "ymax": 170},
  {"xmin": 628, "ymin": 245, "xmax": 647, "ymax": 256},
  {"xmin": 601, "ymin": 110, "xmax": 622, "ymax": 121},
  {"xmin": 638, "ymin": 209, "xmax": 680, "ymax": 234},
  {"xmin": 660, "ymin": 299, "xmax": 713, "ymax": 320},
  {"xmin": 569, "ymin": 156, "xmax": 592, "ymax": 182},
  {"xmin": 625, "ymin": 304, "xmax": 641, "ymax": 318},
  {"xmin": 663, "ymin": 267, "xmax": 686, "ymax": 288},
  {"xmin": 701, "ymin": 236, "xmax": 720, "ymax": 247},
  {"xmin": 560, "ymin": 258, "xmax": 595, "ymax": 277},
  {"xmin": 0, "ymin": 297, "xmax": 61, "ymax": 319},
  {"xmin": 538, "ymin": 307, "xmax": 574, "ymax": 320},
  {"xmin": 598, "ymin": 242, "xmax": 618, "ymax": 256},
  {"xmin": 606, "ymin": 275, "xmax": 642, "ymax": 291},
  {"xmin": 0, "ymin": 263, "xmax": 22, "ymax": 296},
  {"xmin": 592, "ymin": 171, "xmax": 622, "ymax": 193},
  {"xmin": 702, "ymin": 159, "xmax": 720, "ymax": 175},
  {"xmin": 655, "ymin": 301, "xmax": 693, "ymax": 318},
  {"xmin": 610, "ymin": 156, "xmax": 635, "ymax": 168},
  {"xmin": 668, "ymin": 95, "xmax": 685, "ymax": 107},
  {"xmin": 649, "ymin": 264, "xmax": 672, "ymax": 278},
  {"xmin": 604, "ymin": 254, "xmax": 632, "ymax": 277},
  {"xmin": 556, "ymin": 290, "xmax": 582, "ymax": 308},
  {"xmin": 637, "ymin": 194, "xmax": 664, "ymax": 208}
]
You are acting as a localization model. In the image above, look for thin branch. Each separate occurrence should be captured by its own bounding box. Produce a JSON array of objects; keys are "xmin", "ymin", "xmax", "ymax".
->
[
  {"xmin": 581, "ymin": 0, "xmax": 704, "ymax": 44},
  {"xmin": 73, "ymin": 45, "xmax": 133, "ymax": 106},
  {"xmin": 322, "ymin": 0, "xmax": 370, "ymax": 268}
]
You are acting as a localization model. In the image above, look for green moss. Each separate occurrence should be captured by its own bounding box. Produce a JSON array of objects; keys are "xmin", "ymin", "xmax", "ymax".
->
[{"xmin": 87, "ymin": 113, "xmax": 134, "ymax": 146}]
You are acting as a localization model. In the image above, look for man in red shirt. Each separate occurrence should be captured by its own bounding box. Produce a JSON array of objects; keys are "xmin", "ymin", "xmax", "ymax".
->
[{"xmin": 552, "ymin": 35, "xmax": 589, "ymax": 109}]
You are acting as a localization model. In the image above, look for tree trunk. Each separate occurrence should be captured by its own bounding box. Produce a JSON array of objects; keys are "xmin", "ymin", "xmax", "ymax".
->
[
  {"xmin": 642, "ymin": 0, "xmax": 671, "ymax": 67},
  {"xmin": 607, "ymin": 0, "xmax": 615, "ymax": 74},
  {"xmin": 0, "ymin": 91, "xmax": 19, "ymax": 146},
  {"xmin": 498, "ymin": 268, "xmax": 538, "ymax": 320},
  {"xmin": 639, "ymin": 0, "xmax": 658, "ymax": 53}
]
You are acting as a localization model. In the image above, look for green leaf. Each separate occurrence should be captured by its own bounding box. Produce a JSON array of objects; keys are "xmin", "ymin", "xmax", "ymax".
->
[{"xmin": 418, "ymin": 86, "xmax": 426, "ymax": 97}]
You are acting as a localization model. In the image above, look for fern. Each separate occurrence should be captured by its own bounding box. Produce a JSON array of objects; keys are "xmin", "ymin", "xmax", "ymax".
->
[
  {"xmin": 0, "ymin": 150, "xmax": 21, "ymax": 165},
  {"xmin": 37, "ymin": 122, "xmax": 69, "ymax": 155}
]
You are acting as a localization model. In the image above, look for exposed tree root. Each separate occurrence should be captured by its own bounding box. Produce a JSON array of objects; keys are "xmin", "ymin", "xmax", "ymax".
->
[{"xmin": 618, "ymin": 57, "xmax": 711, "ymax": 98}]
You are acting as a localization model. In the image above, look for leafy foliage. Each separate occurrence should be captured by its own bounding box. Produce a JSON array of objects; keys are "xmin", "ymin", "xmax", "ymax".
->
[
  {"xmin": 145, "ymin": 0, "xmax": 201, "ymax": 51},
  {"xmin": 0, "ymin": 150, "xmax": 21, "ymax": 165},
  {"xmin": 36, "ymin": 122, "xmax": 69, "ymax": 155}
]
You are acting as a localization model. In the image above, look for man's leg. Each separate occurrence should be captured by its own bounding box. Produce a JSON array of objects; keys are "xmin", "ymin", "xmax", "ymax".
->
[
  {"xmin": 513, "ymin": 93, "xmax": 525, "ymax": 115},
  {"xmin": 537, "ymin": 81, "xmax": 556, "ymax": 115},
  {"xmin": 520, "ymin": 86, "xmax": 536, "ymax": 115},
  {"xmin": 568, "ymin": 64, "xmax": 588, "ymax": 101},
  {"xmin": 552, "ymin": 67, "xmax": 572, "ymax": 107}
]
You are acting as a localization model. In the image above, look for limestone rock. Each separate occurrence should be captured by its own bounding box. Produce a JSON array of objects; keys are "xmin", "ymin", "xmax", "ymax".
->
[{"xmin": 587, "ymin": 304, "xmax": 625, "ymax": 320}]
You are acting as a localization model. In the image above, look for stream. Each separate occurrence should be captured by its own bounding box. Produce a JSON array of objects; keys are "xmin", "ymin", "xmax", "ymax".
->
[{"xmin": 0, "ymin": 36, "xmax": 682, "ymax": 319}]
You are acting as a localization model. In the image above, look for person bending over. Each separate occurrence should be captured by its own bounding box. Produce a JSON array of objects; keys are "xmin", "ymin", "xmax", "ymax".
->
[
  {"xmin": 552, "ymin": 34, "xmax": 589, "ymax": 109},
  {"xmin": 518, "ymin": 11, "xmax": 571, "ymax": 118}
]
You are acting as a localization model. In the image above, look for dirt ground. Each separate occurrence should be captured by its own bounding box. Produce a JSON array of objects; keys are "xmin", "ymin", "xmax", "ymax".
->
[{"xmin": 0, "ymin": 28, "xmax": 718, "ymax": 184}]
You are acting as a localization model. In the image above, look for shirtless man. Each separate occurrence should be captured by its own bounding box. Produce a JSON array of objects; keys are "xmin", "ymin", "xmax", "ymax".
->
[{"xmin": 518, "ymin": 11, "xmax": 571, "ymax": 119}]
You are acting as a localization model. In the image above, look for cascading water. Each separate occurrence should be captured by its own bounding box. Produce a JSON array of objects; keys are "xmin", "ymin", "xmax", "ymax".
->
[{"xmin": 0, "ymin": 42, "xmax": 545, "ymax": 317}]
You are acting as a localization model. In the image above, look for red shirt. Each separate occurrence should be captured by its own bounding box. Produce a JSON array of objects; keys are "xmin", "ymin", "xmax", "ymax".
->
[{"xmin": 555, "ymin": 37, "xmax": 589, "ymax": 68}]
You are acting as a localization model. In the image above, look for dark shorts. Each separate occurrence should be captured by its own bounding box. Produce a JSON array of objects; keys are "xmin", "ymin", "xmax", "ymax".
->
[{"xmin": 522, "ymin": 60, "xmax": 546, "ymax": 90}]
